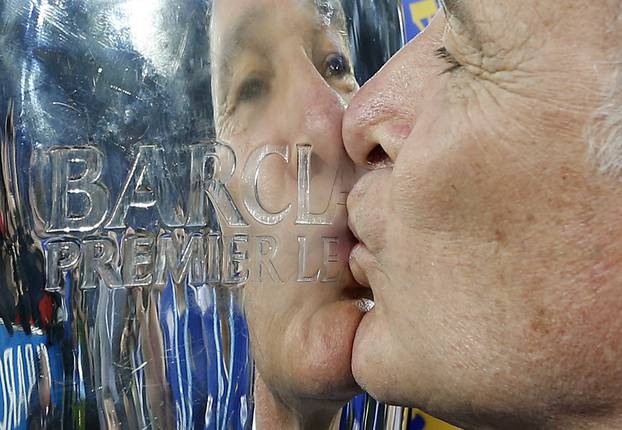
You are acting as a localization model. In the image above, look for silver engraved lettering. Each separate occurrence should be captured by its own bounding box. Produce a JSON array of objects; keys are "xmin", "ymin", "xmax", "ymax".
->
[
  {"xmin": 319, "ymin": 237, "xmax": 340, "ymax": 283},
  {"xmin": 295, "ymin": 144, "xmax": 340, "ymax": 225},
  {"xmin": 154, "ymin": 232, "xmax": 206, "ymax": 287},
  {"xmin": 122, "ymin": 232, "xmax": 155, "ymax": 287},
  {"xmin": 49, "ymin": 147, "xmax": 110, "ymax": 233},
  {"xmin": 223, "ymin": 234, "xmax": 249, "ymax": 285},
  {"xmin": 255, "ymin": 236, "xmax": 282, "ymax": 283},
  {"xmin": 82, "ymin": 237, "xmax": 122, "ymax": 290},
  {"xmin": 44, "ymin": 239, "xmax": 80, "ymax": 292},
  {"xmin": 241, "ymin": 144, "xmax": 291, "ymax": 225},
  {"xmin": 187, "ymin": 142, "xmax": 248, "ymax": 228},
  {"xmin": 296, "ymin": 235, "xmax": 318, "ymax": 282},
  {"xmin": 205, "ymin": 233, "xmax": 222, "ymax": 284},
  {"xmin": 105, "ymin": 145, "xmax": 183, "ymax": 229}
]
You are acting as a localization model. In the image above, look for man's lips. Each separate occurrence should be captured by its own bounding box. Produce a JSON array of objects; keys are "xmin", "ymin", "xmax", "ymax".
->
[
  {"xmin": 349, "ymin": 243, "xmax": 371, "ymax": 287},
  {"xmin": 347, "ymin": 189, "xmax": 372, "ymax": 288},
  {"xmin": 347, "ymin": 215, "xmax": 362, "ymax": 243},
  {"xmin": 343, "ymin": 220, "xmax": 375, "ymax": 312},
  {"xmin": 349, "ymin": 246, "xmax": 376, "ymax": 313},
  {"xmin": 346, "ymin": 170, "xmax": 388, "ymax": 312},
  {"xmin": 346, "ymin": 169, "xmax": 386, "ymax": 253}
]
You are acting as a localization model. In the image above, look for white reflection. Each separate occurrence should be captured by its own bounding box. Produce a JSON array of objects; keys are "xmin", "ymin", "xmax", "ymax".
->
[{"xmin": 120, "ymin": 0, "xmax": 186, "ymax": 77}]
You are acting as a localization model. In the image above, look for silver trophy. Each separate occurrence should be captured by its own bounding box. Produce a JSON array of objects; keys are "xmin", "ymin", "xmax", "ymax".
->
[{"xmin": 0, "ymin": 0, "xmax": 405, "ymax": 429}]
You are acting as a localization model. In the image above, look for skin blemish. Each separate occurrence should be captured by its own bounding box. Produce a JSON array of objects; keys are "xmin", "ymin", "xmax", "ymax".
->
[
  {"xmin": 530, "ymin": 307, "xmax": 551, "ymax": 336},
  {"xmin": 494, "ymin": 229, "xmax": 506, "ymax": 243}
]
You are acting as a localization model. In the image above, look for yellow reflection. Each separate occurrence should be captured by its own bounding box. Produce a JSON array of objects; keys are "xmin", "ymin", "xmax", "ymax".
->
[{"xmin": 409, "ymin": 0, "xmax": 438, "ymax": 32}]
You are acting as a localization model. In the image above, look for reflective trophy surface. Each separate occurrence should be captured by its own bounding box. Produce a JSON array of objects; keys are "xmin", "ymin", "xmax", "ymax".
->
[{"xmin": 0, "ymin": 0, "xmax": 405, "ymax": 429}]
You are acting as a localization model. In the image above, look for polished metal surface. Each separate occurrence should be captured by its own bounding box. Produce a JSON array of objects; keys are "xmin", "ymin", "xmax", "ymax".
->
[{"xmin": 0, "ymin": 1, "xmax": 251, "ymax": 428}]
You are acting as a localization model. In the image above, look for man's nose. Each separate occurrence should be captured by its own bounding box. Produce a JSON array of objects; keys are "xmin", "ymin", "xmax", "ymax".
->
[
  {"xmin": 342, "ymin": 46, "xmax": 418, "ymax": 169},
  {"xmin": 342, "ymin": 13, "xmax": 444, "ymax": 169}
]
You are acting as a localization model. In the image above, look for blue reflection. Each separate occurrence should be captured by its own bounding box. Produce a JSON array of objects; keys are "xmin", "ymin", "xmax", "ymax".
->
[{"xmin": 402, "ymin": 0, "xmax": 439, "ymax": 40}]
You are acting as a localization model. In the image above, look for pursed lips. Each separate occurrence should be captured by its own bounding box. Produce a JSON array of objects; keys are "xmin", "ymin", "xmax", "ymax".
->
[
  {"xmin": 346, "ymin": 169, "xmax": 390, "ymax": 291},
  {"xmin": 346, "ymin": 169, "xmax": 372, "ymax": 246},
  {"xmin": 344, "ymin": 215, "xmax": 375, "ymax": 310}
]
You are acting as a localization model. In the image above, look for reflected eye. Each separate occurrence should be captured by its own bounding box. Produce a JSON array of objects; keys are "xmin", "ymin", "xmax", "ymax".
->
[
  {"xmin": 237, "ymin": 76, "xmax": 268, "ymax": 102},
  {"xmin": 324, "ymin": 53, "xmax": 350, "ymax": 78}
]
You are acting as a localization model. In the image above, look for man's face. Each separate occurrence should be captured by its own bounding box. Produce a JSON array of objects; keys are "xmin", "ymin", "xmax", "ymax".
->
[
  {"xmin": 211, "ymin": 0, "xmax": 367, "ymax": 405},
  {"xmin": 344, "ymin": 1, "xmax": 622, "ymax": 427}
]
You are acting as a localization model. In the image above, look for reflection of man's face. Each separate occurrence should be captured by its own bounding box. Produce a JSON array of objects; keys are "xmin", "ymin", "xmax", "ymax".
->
[
  {"xmin": 344, "ymin": 1, "xmax": 622, "ymax": 428},
  {"xmin": 211, "ymin": 0, "xmax": 367, "ymax": 406}
]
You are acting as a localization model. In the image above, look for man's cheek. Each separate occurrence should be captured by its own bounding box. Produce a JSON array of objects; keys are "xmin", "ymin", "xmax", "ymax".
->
[
  {"xmin": 392, "ymin": 118, "xmax": 538, "ymax": 241},
  {"xmin": 390, "ymin": 136, "xmax": 482, "ymax": 235}
]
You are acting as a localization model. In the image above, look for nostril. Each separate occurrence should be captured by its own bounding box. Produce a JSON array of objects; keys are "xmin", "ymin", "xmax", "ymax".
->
[{"xmin": 366, "ymin": 145, "xmax": 393, "ymax": 169}]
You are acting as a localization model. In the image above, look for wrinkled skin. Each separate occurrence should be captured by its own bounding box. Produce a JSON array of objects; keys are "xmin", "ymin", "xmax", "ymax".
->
[
  {"xmin": 344, "ymin": 1, "xmax": 622, "ymax": 429},
  {"xmin": 211, "ymin": 0, "xmax": 367, "ymax": 427}
]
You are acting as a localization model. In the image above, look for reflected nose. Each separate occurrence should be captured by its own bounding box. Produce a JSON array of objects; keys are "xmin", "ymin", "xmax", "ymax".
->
[
  {"xmin": 275, "ymin": 51, "xmax": 356, "ymax": 195},
  {"xmin": 284, "ymin": 55, "xmax": 348, "ymax": 164},
  {"xmin": 275, "ymin": 53, "xmax": 356, "ymax": 220}
]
